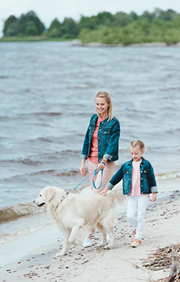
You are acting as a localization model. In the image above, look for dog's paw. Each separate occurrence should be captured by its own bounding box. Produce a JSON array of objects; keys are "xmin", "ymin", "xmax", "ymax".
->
[
  {"xmin": 56, "ymin": 251, "xmax": 66, "ymax": 257},
  {"xmin": 105, "ymin": 243, "xmax": 114, "ymax": 249},
  {"xmin": 103, "ymin": 245, "xmax": 111, "ymax": 250},
  {"xmin": 98, "ymin": 241, "xmax": 106, "ymax": 247},
  {"xmin": 68, "ymin": 239, "xmax": 80, "ymax": 246}
]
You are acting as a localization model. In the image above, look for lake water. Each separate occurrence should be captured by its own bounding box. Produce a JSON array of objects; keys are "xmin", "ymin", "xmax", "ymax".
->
[{"xmin": 0, "ymin": 41, "xmax": 180, "ymax": 264}]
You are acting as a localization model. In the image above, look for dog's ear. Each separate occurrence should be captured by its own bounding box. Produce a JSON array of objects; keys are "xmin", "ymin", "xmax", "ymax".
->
[{"xmin": 45, "ymin": 188, "xmax": 56, "ymax": 203}]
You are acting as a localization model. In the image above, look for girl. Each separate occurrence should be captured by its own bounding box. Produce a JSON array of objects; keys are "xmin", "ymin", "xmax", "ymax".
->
[
  {"xmin": 100, "ymin": 140, "xmax": 158, "ymax": 247},
  {"xmin": 80, "ymin": 91, "xmax": 120, "ymax": 247}
]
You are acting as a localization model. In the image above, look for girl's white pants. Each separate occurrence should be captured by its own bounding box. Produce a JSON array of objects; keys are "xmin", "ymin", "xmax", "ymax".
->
[{"xmin": 127, "ymin": 195, "xmax": 149, "ymax": 240}]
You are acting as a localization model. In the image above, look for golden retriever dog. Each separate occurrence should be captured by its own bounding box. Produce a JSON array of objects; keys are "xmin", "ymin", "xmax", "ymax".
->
[{"xmin": 35, "ymin": 186, "xmax": 125, "ymax": 256}]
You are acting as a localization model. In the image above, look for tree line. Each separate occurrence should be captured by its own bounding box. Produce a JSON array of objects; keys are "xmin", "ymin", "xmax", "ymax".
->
[{"xmin": 2, "ymin": 9, "xmax": 180, "ymax": 44}]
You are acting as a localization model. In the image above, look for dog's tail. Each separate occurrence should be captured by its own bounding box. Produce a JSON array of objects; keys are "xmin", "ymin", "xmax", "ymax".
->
[{"xmin": 106, "ymin": 184, "xmax": 126, "ymax": 204}]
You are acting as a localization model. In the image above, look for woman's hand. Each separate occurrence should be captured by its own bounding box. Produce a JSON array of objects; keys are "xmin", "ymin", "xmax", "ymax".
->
[
  {"xmin": 97, "ymin": 162, "xmax": 105, "ymax": 171},
  {"xmin": 97, "ymin": 158, "xmax": 107, "ymax": 171},
  {"xmin": 151, "ymin": 192, "xmax": 157, "ymax": 202},
  {"xmin": 99, "ymin": 187, "xmax": 109, "ymax": 196},
  {"xmin": 80, "ymin": 159, "xmax": 86, "ymax": 176}
]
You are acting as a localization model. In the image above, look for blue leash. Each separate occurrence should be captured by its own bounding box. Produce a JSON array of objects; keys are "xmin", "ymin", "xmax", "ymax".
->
[
  {"xmin": 92, "ymin": 168, "xmax": 103, "ymax": 190},
  {"xmin": 73, "ymin": 168, "xmax": 103, "ymax": 190}
]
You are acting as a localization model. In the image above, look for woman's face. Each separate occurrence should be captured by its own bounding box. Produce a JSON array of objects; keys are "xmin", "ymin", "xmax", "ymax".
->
[{"xmin": 95, "ymin": 97, "xmax": 109, "ymax": 117}]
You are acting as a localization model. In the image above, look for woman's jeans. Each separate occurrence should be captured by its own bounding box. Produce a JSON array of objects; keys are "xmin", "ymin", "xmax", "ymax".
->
[{"xmin": 88, "ymin": 159, "xmax": 115, "ymax": 194}]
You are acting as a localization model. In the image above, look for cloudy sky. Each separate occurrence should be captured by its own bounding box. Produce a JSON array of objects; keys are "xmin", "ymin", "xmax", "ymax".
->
[{"xmin": 0, "ymin": 0, "xmax": 180, "ymax": 36}]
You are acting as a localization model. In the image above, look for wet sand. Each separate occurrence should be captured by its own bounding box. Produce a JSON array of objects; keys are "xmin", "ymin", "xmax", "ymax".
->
[{"xmin": 1, "ymin": 190, "xmax": 180, "ymax": 282}]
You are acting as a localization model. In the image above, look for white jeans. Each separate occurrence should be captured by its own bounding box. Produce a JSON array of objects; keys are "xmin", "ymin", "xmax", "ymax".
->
[{"xmin": 127, "ymin": 196, "xmax": 149, "ymax": 240}]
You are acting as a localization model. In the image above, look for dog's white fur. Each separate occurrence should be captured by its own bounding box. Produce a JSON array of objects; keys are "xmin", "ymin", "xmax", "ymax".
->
[{"xmin": 35, "ymin": 186, "xmax": 125, "ymax": 256}]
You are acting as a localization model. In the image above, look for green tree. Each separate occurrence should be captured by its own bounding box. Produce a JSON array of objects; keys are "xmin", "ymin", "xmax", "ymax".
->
[
  {"xmin": 5, "ymin": 22, "xmax": 19, "ymax": 36},
  {"xmin": 25, "ymin": 22, "xmax": 38, "ymax": 36},
  {"xmin": 154, "ymin": 8, "xmax": 178, "ymax": 21},
  {"xmin": 113, "ymin": 12, "xmax": 133, "ymax": 27},
  {"xmin": 48, "ymin": 18, "xmax": 62, "ymax": 37},
  {"xmin": 96, "ymin": 12, "xmax": 114, "ymax": 26},
  {"xmin": 130, "ymin": 11, "xmax": 138, "ymax": 21},
  {"xmin": 62, "ymin": 18, "xmax": 79, "ymax": 38},
  {"xmin": 3, "ymin": 11, "xmax": 45, "ymax": 37},
  {"xmin": 140, "ymin": 11, "xmax": 155, "ymax": 22},
  {"xmin": 18, "ymin": 11, "xmax": 45, "ymax": 35},
  {"xmin": 49, "ymin": 18, "xmax": 62, "ymax": 31},
  {"xmin": 3, "ymin": 15, "xmax": 18, "ymax": 36},
  {"xmin": 78, "ymin": 16, "xmax": 99, "ymax": 30}
]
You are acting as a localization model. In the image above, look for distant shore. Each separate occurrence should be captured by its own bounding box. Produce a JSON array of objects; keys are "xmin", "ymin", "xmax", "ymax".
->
[
  {"xmin": 1, "ymin": 37, "xmax": 180, "ymax": 47},
  {"xmin": 0, "ymin": 37, "xmax": 73, "ymax": 42},
  {"xmin": 72, "ymin": 39, "xmax": 180, "ymax": 47}
]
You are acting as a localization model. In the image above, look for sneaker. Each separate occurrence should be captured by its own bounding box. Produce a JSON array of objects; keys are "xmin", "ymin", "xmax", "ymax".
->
[
  {"xmin": 83, "ymin": 238, "xmax": 93, "ymax": 248},
  {"xmin": 106, "ymin": 233, "xmax": 110, "ymax": 242},
  {"xmin": 131, "ymin": 239, "xmax": 142, "ymax": 247}
]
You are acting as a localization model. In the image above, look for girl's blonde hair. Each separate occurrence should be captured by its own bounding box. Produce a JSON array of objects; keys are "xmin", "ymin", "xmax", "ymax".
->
[
  {"xmin": 130, "ymin": 140, "xmax": 145, "ymax": 151},
  {"xmin": 95, "ymin": 91, "xmax": 113, "ymax": 120}
]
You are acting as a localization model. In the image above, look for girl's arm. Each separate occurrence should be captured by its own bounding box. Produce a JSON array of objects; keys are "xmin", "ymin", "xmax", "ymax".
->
[
  {"xmin": 147, "ymin": 163, "xmax": 158, "ymax": 193},
  {"xmin": 100, "ymin": 166, "xmax": 124, "ymax": 196},
  {"xmin": 151, "ymin": 192, "xmax": 157, "ymax": 202},
  {"xmin": 106, "ymin": 165, "xmax": 123, "ymax": 189},
  {"xmin": 99, "ymin": 186, "xmax": 109, "ymax": 196}
]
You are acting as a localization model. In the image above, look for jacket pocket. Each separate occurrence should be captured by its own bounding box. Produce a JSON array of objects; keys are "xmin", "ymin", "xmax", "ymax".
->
[
  {"xmin": 100, "ymin": 128, "xmax": 111, "ymax": 142},
  {"xmin": 123, "ymin": 170, "xmax": 131, "ymax": 182}
]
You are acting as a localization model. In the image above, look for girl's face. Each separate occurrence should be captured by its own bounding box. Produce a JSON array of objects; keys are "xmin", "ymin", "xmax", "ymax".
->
[
  {"xmin": 95, "ymin": 97, "xmax": 109, "ymax": 117},
  {"xmin": 130, "ymin": 146, "xmax": 145, "ymax": 162}
]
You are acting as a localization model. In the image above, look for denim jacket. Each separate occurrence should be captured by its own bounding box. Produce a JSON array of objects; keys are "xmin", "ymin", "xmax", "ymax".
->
[
  {"xmin": 107, "ymin": 157, "xmax": 158, "ymax": 195},
  {"xmin": 81, "ymin": 114, "xmax": 120, "ymax": 162}
]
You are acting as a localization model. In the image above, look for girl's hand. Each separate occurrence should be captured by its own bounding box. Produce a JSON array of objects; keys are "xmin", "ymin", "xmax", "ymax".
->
[
  {"xmin": 80, "ymin": 160, "xmax": 86, "ymax": 176},
  {"xmin": 99, "ymin": 187, "xmax": 109, "ymax": 196},
  {"xmin": 97, "ymin": 162, "xmax": 105, "ymax": 171},
  {"xmin": 151, "ymin": 192, "xmax": 157, "ymax": 202}
]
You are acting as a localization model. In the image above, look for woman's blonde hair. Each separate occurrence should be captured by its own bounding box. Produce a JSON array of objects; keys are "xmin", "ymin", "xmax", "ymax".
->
[
  {"xmin": 130, "ymin": 140, "xmax": 145, "ymax": 151},
  {"xmin": 95, "ymin": 91, "xmax": 113, "ymax": 120}
]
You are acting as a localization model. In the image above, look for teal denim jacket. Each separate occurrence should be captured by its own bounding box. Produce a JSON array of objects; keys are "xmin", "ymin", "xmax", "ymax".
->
[
  {"xmin": 81, "ymin": 114, "xmax": 120, "ymax": 162},
  {"xmin": 107, "ymin": 157, "xmax": 158, "ymax": 194}
]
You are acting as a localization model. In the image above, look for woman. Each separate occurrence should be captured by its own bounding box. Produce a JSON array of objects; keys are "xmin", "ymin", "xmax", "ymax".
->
[{"xmin": 80, "ymin": 91, "xmax": 120, "ymax": 247}]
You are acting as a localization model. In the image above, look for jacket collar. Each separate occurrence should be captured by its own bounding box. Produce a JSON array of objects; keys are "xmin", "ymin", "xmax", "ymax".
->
[
  {"xmin": 92, "ymin": 114, "xmax": 109, "ymax": 125},
  {"xmin": 128, "ymin": 157, "xmax": 145, "ymax": 165}
]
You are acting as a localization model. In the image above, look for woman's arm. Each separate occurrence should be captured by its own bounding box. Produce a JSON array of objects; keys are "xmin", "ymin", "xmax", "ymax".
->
[
  {"xmin": 103, "ymin": 120, "xmax": 120, "ymax": 161},
  {"xmin": 80, "ymin": 159, "xmax": 86, "ymax": 176},
  {"xmin": 81, "ymin": 126, "xmax": 90, "ymax": 160}
]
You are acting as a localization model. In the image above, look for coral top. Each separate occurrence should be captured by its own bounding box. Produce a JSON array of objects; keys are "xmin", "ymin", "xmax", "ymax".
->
[
  {"xmin": 88, "ymin": 118, "xmax": 104, "ymax": 164},
  {"xmin": 129, "ymin": 160, "xmax": 149, "ymax": 197}
]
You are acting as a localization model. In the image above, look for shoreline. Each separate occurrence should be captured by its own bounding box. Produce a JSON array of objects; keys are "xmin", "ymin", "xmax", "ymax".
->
[
  {"xmin": 1, "ymin": 190, "xmax": 180, "ymax": 281},
  {"xmin": 72, "ymin": 40, "xmax": 180, "ymax": 47},
  {"xmin": 0, "ymin": 37, "xmax": 73, "ymax": 42},
  {"xmin": 0, "ymin": 37, "xmax": 180, "ymax": 47}
]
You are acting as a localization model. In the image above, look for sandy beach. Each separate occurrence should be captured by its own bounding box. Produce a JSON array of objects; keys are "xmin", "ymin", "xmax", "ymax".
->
[{"xmin": 1, "ymin": 189, "xmax": 180, "ymax": 282}]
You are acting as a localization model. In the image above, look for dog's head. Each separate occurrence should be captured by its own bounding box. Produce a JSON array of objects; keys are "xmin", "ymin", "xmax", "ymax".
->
[{"xmin": 34, "ymin": 186, "xmax": 67, "ymax": 207}]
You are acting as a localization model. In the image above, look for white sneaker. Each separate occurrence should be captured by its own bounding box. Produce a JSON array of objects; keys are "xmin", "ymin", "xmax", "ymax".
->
[
  {"xmin": 83, "ymin": 238, "xmax": 93, "ymax": 248},
  {"xmin": 107, "ymin": 233, "xmax": 110, "ymax": 242}
]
